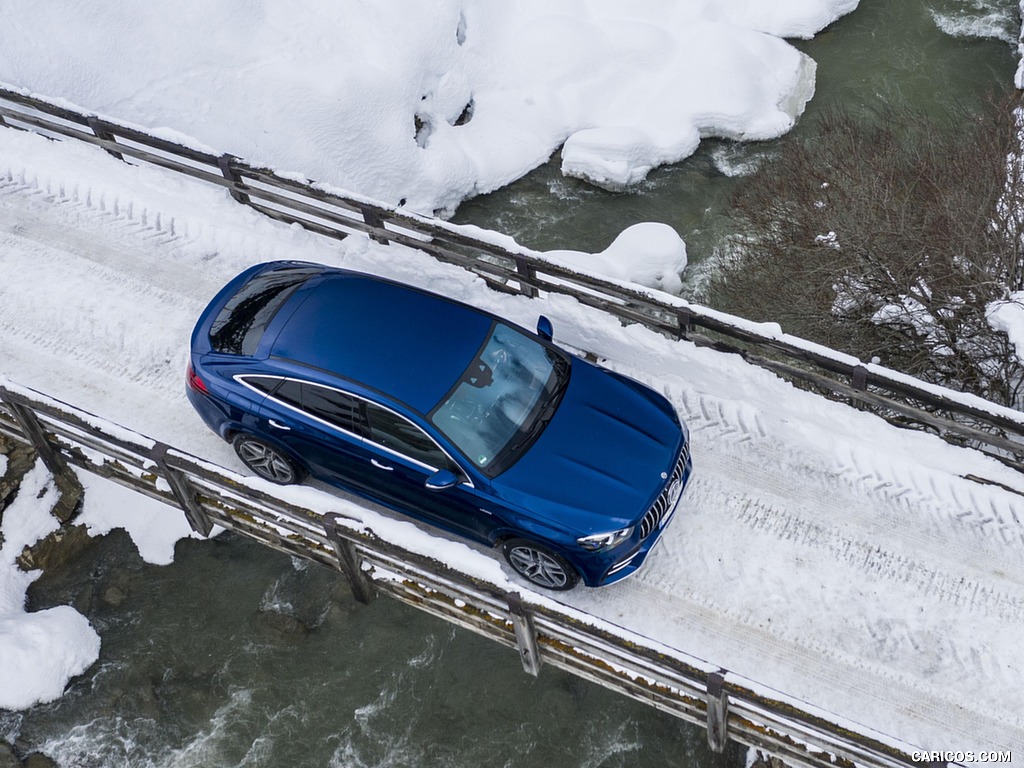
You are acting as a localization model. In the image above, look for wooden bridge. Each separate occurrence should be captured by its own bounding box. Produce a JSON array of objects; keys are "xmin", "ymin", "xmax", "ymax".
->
[
  {"xmin": 1, "ymin": 85, "xmax": 1014, "ymax": 767},
  {"xmin": 2, "ymin": 85, "xmax": 1024, "ymax": 474},
  {"xmin": 0, "ymin": 379, "xmax": 936, "ymax": 768}
]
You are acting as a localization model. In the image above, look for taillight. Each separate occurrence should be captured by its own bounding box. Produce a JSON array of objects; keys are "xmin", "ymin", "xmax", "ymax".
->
[{"xmin": 187, "ymin": 363, "xmax": 209, "ymax": 395}]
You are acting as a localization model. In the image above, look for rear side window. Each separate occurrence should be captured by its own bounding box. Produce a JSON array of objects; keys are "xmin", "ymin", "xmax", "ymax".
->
[
  {"xmin": 274, "ymin": 379, "xmax": 304, "ymax": 409},
  {"xmin": 239, "ymin": 376, "xmax": 281, "ymax": 394},
  {"xmin": 259, "ymin": 377, "xmax": 367, "ymax": 437},
  {"xmin": 209, "ymin": 267, "xmax": 319, "ymax": 355}
]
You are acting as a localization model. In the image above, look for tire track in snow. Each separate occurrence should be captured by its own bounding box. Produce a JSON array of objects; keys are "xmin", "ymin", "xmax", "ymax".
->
[
  {"xmin": 693, "ymin": 444, "xmax": 1024, "ymax": 623},
  {"xmin": 834, "ymin": 446, "xmax": 1024, "ymax": 549},
  {"xmin": 730, "ymin": 494, "xmax": 1024, "ymax": 621},
  {"xmin": 0, "ymin": 180, "xmax": 207, "ymax": 397},
  {"xmin": 595, "ymin": 566, "xmax": 1023, "ymax": 750},
  {"xmin": 573, "ymin": 435, "xmax": 1024, "ymax": 745},
  {"xmin": 582, "ymin": 472, "xmax": 1024, "ymax": 747},
  {"xmin": 671, "ymin": 385, "xmax": 1024, "ymax": 552}
]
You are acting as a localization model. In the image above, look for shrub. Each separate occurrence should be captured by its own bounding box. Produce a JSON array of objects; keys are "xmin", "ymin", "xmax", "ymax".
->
[{"xmin": 709, "ymin": 96, "xmax": 1024, "ymax": 407}]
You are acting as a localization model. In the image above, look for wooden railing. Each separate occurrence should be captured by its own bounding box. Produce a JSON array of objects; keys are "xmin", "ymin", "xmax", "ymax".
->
[
  {"xmin": 0, "ymin": 379, "xmax": 945, "ymax": 768},
  {"xmin": 2, "ymin": 85, "xmax": 1023, "ymax": 472}
]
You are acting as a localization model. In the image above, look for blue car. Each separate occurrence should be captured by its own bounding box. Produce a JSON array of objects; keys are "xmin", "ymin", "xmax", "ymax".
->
[{"xmin": 186, "ymin": 261, "xmax": 691, "ymax": 590}]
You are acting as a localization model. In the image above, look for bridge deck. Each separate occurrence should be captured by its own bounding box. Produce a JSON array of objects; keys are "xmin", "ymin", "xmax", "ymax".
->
[{"xmin": 1, "ymin": 120, "xmax": 1022, "ymax": 760}]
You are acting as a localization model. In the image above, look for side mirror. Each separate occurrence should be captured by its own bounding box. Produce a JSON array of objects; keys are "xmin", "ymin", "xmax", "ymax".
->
[
  {"xmin": 537, "ymin": 315, "xmax": 553, "ymax": 341},
  {"xmin": 425, "ymin": 468, "xmax": 460, "ymax": 491}
]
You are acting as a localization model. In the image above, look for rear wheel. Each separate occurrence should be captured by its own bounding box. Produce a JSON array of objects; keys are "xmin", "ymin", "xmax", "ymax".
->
[
  {"xmin": 232, "ymin": 434, "xmax": 303, "ymax": 485},
  {"xmin": 502, "ymin": 538, "xmax": 579, "ymax": 591}
]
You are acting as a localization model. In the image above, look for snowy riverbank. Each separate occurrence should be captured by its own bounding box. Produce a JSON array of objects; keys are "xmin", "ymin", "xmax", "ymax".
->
[{"xmin": 0, "ymin": 1, "xmax": 856, "ymax": 214}]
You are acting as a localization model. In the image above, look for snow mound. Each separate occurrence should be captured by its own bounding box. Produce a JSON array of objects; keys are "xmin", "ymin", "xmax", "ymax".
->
[
  {"xmin": 545, "ymin": 222, "xmax": 688, "ymax": 293},
  {"xmin": 0, "ymin": 607, "xmax": 100, "ymax": 710},
  {"xmin": 560, "ymin": 21, "xmax": 817, "ymax": 189},
  {"xmin": 0, "ymin": 463, "xmax": 101, "ymax": 710},
  {"xmin": 987, "ymin": 292, "xmax": 1024, "ymax": 361}
]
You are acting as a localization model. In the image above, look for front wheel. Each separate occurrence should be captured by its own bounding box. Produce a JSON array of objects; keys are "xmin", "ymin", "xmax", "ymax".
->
[
  {"xmin": 232, "ymin": 434, "xmax": 303, "ymax": 485},
  {"xmin": 502, "ymin": 538, "xmax": 580, "ymax": 591}
]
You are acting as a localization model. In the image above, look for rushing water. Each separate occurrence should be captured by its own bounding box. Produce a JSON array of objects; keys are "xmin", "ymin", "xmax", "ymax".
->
[
  {"xmin": 2, "ymin": 3, "xmax": 1020, "ymax": 767},
  {"xmin": 2, "ymin": 531, "xmax": 740, "ymax": 768}
]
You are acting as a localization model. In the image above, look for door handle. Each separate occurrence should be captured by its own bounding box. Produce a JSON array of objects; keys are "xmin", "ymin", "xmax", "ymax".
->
[
  {"xmin": 370, "ymin": 458, "xmax": 394, "ymax": 471},
  {"xmin": 268, "ymin": 419, "xmax": 291, "ymax": 431}
]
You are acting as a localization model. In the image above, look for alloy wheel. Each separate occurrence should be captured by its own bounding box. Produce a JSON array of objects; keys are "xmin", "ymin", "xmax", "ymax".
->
[
  {"xmin": 235, "ymin": 437, "xmax": 297, "ymax": 484},
  {"xmin": 506, "ymin": 541, "xmax": 576, "ymax": 590}
]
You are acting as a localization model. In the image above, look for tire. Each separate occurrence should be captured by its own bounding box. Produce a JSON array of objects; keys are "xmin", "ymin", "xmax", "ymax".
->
[
  {"xmin": 232, "ymin": 434, "xmax": 303, "ymax": 485},
  {"xmin": 501, "ymin": 538, "xmax": 580, "ymax": 591}
]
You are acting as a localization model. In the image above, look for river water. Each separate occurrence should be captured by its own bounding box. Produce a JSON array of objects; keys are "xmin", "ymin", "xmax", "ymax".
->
[{"xmin": 1, "ymin": 2, "xmax": 1019, "ymax": 766}]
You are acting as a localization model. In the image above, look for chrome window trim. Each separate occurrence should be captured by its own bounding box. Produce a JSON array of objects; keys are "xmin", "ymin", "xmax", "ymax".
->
[{"xmin": 234, "ymin": 374, "xmax": 475, "ymax": 488}]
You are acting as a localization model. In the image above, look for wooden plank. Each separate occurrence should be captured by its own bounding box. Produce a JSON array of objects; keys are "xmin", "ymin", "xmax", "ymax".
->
[{"xmin": 0, "ymin": 87, "xmax": 93, "ymax": 125}]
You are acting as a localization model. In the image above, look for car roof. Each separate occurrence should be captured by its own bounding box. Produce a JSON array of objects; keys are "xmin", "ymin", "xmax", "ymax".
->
[{"xmin": 269, "ymin": 272, "xmax": 494, "ymax": 414}]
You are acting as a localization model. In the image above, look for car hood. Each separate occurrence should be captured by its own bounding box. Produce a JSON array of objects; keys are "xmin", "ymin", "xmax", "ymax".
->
[{"xmin": 490, "ymin": 359, "xmax": 683, "ymax": 535}]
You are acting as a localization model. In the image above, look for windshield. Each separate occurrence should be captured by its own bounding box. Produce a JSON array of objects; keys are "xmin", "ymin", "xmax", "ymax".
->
[{"xmin": 431, "ymin": 323, "xmax": 569, "ymax": 476}]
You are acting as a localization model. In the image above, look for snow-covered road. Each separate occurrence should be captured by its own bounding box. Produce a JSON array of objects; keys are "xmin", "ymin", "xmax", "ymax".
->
[{"xmin": 2, "ymin": 126, "xmax": 1023, "ymax": 755}]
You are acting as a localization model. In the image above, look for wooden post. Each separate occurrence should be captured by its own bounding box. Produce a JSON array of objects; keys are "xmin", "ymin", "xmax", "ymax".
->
[
  {"xmin": 513, "ymin": 256, "xmax": 538, "ymax": 298},
  {"xmin": 0, "ymin": 387, "xmax": 83, "ymax": 522},
  {"xmin": 359, "ymin": 205, "xmax": 390, "ymax": 245},
  {"xmin": 323, "ymin": 513, "xmax": 377, "ymax": 604},
  {"xmin": 150, "ymin": 443, "xmax": 214, "ymax": 537},
  {"xmin": 706, "ymin": 669, "xmax": 729, "ymax": 753},
  {"xmin": 676, "ymin": 307, "xmax": 694, "ymax": 340},
  {"xmin": 218, "ymin": 154, "xmax": 251, "ymax": 205},
  {"xmin": 850, "ymin": 365, "xmax": 869, "ymax": 410},
  {"xmin": 507, "ymin": 591, "xmax": 542, "ymax": 676},
  {"xmin": 86, "ymin": 116, "xmax": 124, "ymax": 161},
  {"xmin": 851, "ymin": 365, "xmax": 868, "ymax": 391}
]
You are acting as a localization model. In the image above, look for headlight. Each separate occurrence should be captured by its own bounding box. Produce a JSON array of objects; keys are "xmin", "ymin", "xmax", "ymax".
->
[{"xmin": 577, "ymin": 526, "xmax": 634, "ymax": 551}]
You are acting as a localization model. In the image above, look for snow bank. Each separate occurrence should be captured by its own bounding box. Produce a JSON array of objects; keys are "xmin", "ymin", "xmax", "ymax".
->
[
  {"xmin": 0, "ymin": 463, "xmax": 99, "ymax": 710},
  {"xmin": 706, "ymin": 0, "xmax": 860, "ymax": 39},
  {"xmin": 0, "ymin": 0, "xmax": 855, "ymax": 214},
  {"xmin": 544, "ymin": 222, "xmax": 688, "ymax": 293},
  {"xmin": 76, "ymin": 472, "xmax": 204, "ymax": 566}
]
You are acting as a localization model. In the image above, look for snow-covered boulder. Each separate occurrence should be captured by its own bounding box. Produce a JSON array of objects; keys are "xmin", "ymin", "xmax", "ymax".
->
[
  {"xmin": 545, "ymin": 222, "xmax": 688, "ymax": 293},
  {"xmin": 987, "ymin": 292, "xmax": 1024, "ymax": 361}
]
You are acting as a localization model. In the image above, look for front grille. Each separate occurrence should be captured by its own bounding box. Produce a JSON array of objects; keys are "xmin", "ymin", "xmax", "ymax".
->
[{"xmin": 639, "ymin": 442, "xmax": 689, "ymax": 539}]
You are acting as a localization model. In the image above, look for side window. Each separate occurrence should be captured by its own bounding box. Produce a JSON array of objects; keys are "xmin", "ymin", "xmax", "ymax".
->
[
  {"xmin": 301, "ymin": 383, "xmax": 366, "ymax": 437},
  {"xmin": 365, "ymin": 403, "xmax": 455, "ymax": 471},
  {"xmin": 273, "ymin": 379, "xmax": 303, "ymax": 410}
]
